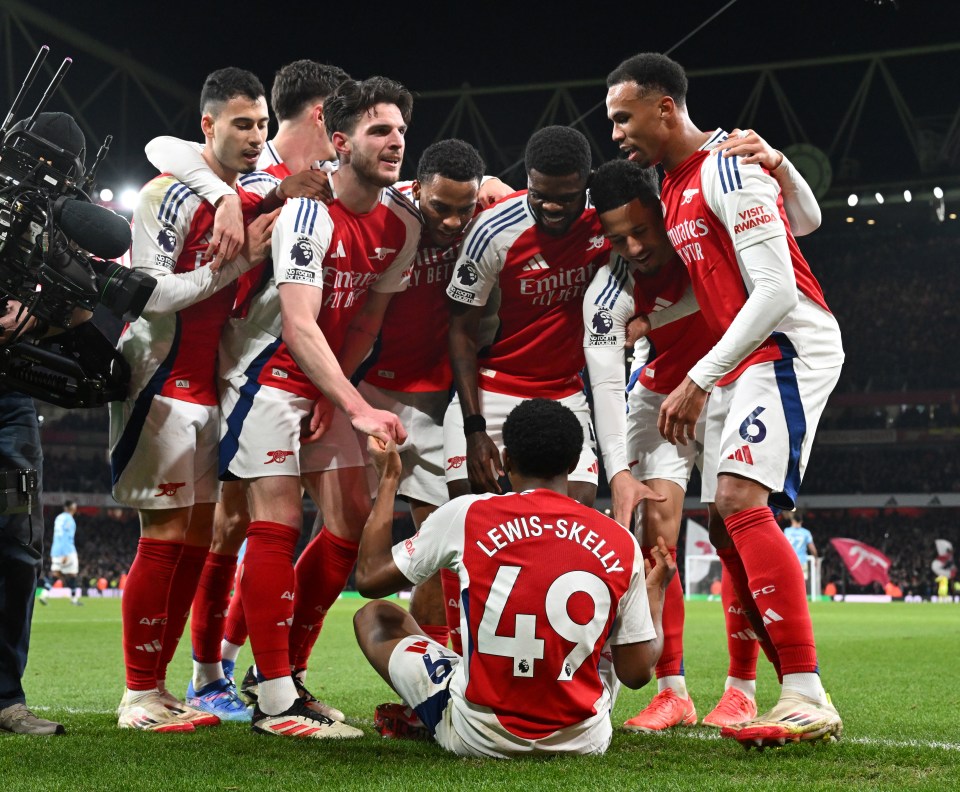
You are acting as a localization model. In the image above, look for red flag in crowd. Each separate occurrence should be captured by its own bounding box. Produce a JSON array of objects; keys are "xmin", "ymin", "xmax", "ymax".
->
[{"xmin": 830, "ymin": 538, "xmax": 891, "ymax": 587}]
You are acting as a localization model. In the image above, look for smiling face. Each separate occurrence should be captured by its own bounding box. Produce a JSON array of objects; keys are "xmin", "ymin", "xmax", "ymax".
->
[
  {"xmin": 605, "ymin": 81, "xmax": 672, "ymax": 169},
  {"xmin": 598, "ymin": 197, "xmax": 675, "ymax": 276},
  {"xmin": 203, "ymin": 94, "xmax": 269, "ymax": 177},
  {"xmin": 337, "ymin": 102, "xmax": 406, "ymax": 188},
  {"xmin": 416, "ymin": 175, "xmax": 479, "ymax": 248},
  {"xmin": 526, "ymin": 169, "xmax": 588, "ymax": 237}
]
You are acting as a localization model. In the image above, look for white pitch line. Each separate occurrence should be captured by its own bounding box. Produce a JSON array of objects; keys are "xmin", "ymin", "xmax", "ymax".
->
[
  {"xmin": 632, "ymin": 728, "xmax": 960, "ymax": 752},
  {"xmin": 28, "ymin": 709, "xmax": 960, "ymax": 750}
]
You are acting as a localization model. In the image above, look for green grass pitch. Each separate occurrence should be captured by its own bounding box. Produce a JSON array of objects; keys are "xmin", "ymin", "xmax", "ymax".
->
[{"xmin": 2, "ymin": 598, "xmax": 958, "ymax": 791}]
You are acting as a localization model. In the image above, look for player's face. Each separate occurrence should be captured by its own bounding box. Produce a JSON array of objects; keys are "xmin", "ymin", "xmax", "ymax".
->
[
  {"xmin": 599, "ymin": 198, "xmax": 674, "ymax": 276},
  {"xmin": 526, "ymin": 169, "xmax": 588, "ymax": 237},
  {"xmin": 606, "ymin": 82, "xmax": 669, "ymax": 168},
  {"xmin": 205, "ymin": 95, "xmax": 269, "ymax": 175},
  {"xmin": 416, "ymin": 175, "xmax": 479, "ymax": 248},
  {"xmin": 346, "ymin": 103, "xmax": 407, "ymax": 188}
]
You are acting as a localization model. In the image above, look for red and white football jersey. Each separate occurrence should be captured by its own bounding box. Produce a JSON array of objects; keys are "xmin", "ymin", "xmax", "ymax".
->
[
  {"xmin": 392, "ymin": 488, "xmax": 654, "ymax": 754},
  {"xmin": 363, "ymin": 229, "xmax": 460, "ymax": 392},
  {"xmin": 447, "ymin": 193, "xmax": 610, "ymax": 399},
  {"xmin": 220, "ymin": 181, "xmax": 420, "ymax": 400},
  {"xmin": 661, "ymin": 130, "xmax": 843, "ymax": 386},
  {"xmin": 119, "ymin": 174, "xmax": 262, "ymax": 405}
]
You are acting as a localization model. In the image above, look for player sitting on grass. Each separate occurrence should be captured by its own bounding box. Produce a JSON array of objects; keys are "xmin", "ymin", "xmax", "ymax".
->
[{"xmin": 353, "ymin": 398, "xmax": 673, "ymax": 757}]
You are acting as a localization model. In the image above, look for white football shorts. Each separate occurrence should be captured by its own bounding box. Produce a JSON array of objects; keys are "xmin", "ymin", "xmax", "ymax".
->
[
  {"xmin": 700, "ymin": 358, "xmax": 841, "ymax": 510},
  {"xmin": 626, "ymin": 382, "xmax": 703, "ymax": 490},
  {"xmin": 359, "ymin": 382, "xmax": 449, "ymax": 507},
  {"xmin": 110, "ymin": 395, "xmax": 220, "ymax": 509},
  {"xmin": 443, "ymin": 389, "xmax": 598, "ymax": 486}
]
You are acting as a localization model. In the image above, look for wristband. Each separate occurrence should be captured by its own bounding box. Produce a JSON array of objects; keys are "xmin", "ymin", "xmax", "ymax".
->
[
  {"xmin": 274, "ymin": 181, "xmax": 287, "ymax": 201},
  {"xmin": 463, "ymin": 414, "xmax": 487, "ymax": 436}
]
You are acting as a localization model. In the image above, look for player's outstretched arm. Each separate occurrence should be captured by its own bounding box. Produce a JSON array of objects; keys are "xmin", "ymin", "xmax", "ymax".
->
[
  {"xmin": 355, "ymin": 437, "xmax": 410, "ymax": 598},
  {"xmin": 611, "ymin": 537, "xmax": 676, "ymax": 688},
  {"xmin": 280, "ymin": 283, "xmax": 407, "ymax": 444},
  {"xmin": 449, "ymin": 300, "xmax": 503, "ymax": 493}
]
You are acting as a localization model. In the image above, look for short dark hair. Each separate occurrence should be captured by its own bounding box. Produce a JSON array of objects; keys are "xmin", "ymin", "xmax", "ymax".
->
[
  {"xmin": 417, "ymin": 139, "xmax": 485, "ymax": 184},
  {"xmin": 200, "ymin": 67, "xmax": 265, "ymax": 115},
  {"xmin": 323, "ymin": 76, "xmax": 413, "ymax": 138},
  {"xmin": 502, "ymin": 398, "xmax": 583, "ymax": 479},
  {"xmin": 589, "ymin": 160, "xmax": 661, "ymax": 214},
  {"xmin": 63, "ymin": 499, "xmax": 75, "ymax": 510},
  {"xmin": 606, "ymin": 53, "xmax": 689, "ymax": 107},
  {"xmin": 791, "ymin": 509, "xmax": 804, "ymax": 524},
  {"xmin": 524, "ymin": 126, "xmax": 591, "ymax": 179},
  {"xmin": 271, "ymin": 60, "xmax": 351, "ymax": 121}
]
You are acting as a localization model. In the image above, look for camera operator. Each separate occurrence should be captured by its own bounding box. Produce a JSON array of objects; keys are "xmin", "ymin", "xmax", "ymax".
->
[{"xmin": 0, "ymin": 112, "xmax": 92, "ymax": 736}]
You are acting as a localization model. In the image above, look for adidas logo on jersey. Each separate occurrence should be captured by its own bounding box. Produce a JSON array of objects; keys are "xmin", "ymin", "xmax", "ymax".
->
[
  {"xmin": 522, "ymin": 254, "xmax": 549, "ymax": 272},
  {"xmin": 330, "ymin": 240, "xmax": 347, "ymax": 258},
  {"xmin": 727, "ymin": 445, "xmax": 754, "ymax": 465}
]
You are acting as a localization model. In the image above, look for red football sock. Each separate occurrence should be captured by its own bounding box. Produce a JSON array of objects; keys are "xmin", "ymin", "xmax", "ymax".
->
[
  {"xmin": 122, "ymin": 538, "xmax": 183, "ymax": 691},
  {"xmin": 440, "ymin": 568, "xmax": 463, "ymax": 655},
  {"xmin": 725, "ymin": 506, "xmax": 818, "ymax": 675},
  {"xmin": 717, "ymin": 544, "xmax": 782, "ymax": 679},
  {"xmin": 241, "ymin": 521, "xmax": 300, "ymax": 681},
  {"xmin": 223, "ymin": 564, "xmax": 248, "ymax": 647},
  {"xmin": 643, "ymin": 545, "xmax": 684, "ymax": 678},
  {"xmin": 288, "ymin": 528, "xmax": 359, "ymax": 670},
  {"xmin": 719, "ymin": 560, "xmax": 759, "ymax": 680},
  {"xmin": 190, "ymin": 551, "xmax": 238, "ymax": 664},
  {"xmin": 419, "ymin": 624, "xmax": 450, "ymax": 646},
  {"xmin": 156, "ymin": 543, "xmax": 209, "ymax": 684}
]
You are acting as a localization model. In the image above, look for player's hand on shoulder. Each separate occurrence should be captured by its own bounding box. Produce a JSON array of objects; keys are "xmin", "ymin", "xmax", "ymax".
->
[
  {"xmin": 466, "ymin": 432, "xmax": 503, "ymax": 494},
  {"xmin": 207, "ymin": 193, "xmax": 244, "ymax": 272},
  {"xmin": 477, "ymin": 177, "xmax": 513, "ymax": 209},
  {"xmin": 240, "ymin": 208, "xmax": 280, "ymax": 270},
  {"xmin": 280, "ymin": 170, "xmax": 334, "ymax": 204},
  {"xmin": 366, "ymin": 435, "xmax": 402, "ymax": 480},
  {"xmin": 714, "ymin": 128, "xmax": 783, "ymax": 170}
]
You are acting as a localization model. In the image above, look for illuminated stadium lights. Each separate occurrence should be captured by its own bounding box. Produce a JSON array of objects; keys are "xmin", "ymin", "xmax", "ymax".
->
[
  {"xmin": 903, "ymin": 190, "xmax": 912, "ymax": 203},
  {"xmin": 99, "ymin": 187, "xmax": 114, "ymax": 202},
  {"xmin": 933, "ymin": 186, "xmax": 944, "ymax": 199},
  {"xmin": 119, "ymin": 188, "xmax": 139, "ymax": 211},
  {"xmin": 874, "ymin": 192, "xmax": 884, "ymax": 204},
  {"xmin": 847, "ymin": 194, "xmax": 859, "ymax": 207},
  {"xmin": 846, "ymin": 217, "xmax": 855, "ymax": 223},
  {"xmin": 866, "ymin": 219, "xmax": 876, "ymax": 225},
  {"xmin": 951, "ymin": 213, "xmax": 958, "ymax": 220}
]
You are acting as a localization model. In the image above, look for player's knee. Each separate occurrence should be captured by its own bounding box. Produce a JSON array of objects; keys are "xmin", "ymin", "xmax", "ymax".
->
[
  {"xmin": 354, "ymin": 599, "xmax": 404, "ymax": 650},
  {"xmin": 714, "ymin": 475, "xmax": 768, "ymax": 520}
]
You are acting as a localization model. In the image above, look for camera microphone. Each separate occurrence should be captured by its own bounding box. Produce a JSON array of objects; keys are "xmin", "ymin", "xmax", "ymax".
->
[{"xmin": 53, "ymin": 196, "xmax": 132, "ymax": 260}]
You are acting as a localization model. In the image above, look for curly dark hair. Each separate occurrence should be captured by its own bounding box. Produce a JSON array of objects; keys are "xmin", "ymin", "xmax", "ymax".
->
[
  {"xmin": 200, "ymin": 67, "xmax": 265, "ymax": 115},
  {"xmin": 270, "ymin": 60, "xmax": 351, "ymax": 121},
  {"xmin": 606, "ymin": 53, "xmax": 689, "ymax": 107},
  {"xmin": 589, "ymin": 159, "xmax": 661, "ymax": 215},
  {"xmin": 417, "ymin": 139, "xmax": 485, "ymax": 184},
  {"xmin": 524, "ymin": 126, "xmax": 591, "ymax": 179},
  {"xmin": 502, "ymin": 398, "xmax": 584, "ymax": 479},
  {"xmin": 322, "ymin": 76, "xmax": 413, "ymax": 138}
]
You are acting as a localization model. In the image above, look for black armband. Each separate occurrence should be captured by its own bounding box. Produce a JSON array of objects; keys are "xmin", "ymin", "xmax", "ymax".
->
[{"xmin": 463, "ymin": 414, "xmax": 487, "ymax": 436}]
